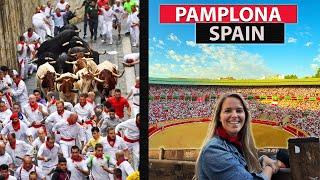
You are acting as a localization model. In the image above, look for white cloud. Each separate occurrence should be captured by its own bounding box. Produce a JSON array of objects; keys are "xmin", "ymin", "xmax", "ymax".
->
[
  {"xmin": 288, "ymin": 37, "xmax": 297, "ymax": 43},
  {"xmin": 159, "ymin": 40, "xmax": 164, "ymax": 45},
  {"xmin": 311, "ymin": 64, "xmax": 319, "ymax": 72},
  {"xmin": 304, "ymin": 42, "xmax": 312, "ymax": 47},
  {"xmin": 152, "ymin": 37, "xmax": 156, "ymax": 42},
  {"xmin": 168, "ymin": 33, "xmax": 181, "ymax": 44},
  {"xmin": 154, "ymin": 45, "xmax": 274, "ymax": 79},
  {"xmin": 186, "ymin": 40, "xmax": 196, "ymax": 47},
  {"xmin": 313, "ymin": 54, "xmax": 320, "ymax": 62}
]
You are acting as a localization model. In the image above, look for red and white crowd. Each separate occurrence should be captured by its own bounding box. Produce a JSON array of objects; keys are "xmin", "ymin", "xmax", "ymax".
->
[{"xmin": 149, "ymin": 85, "xmax": 320, "ymax": 137}]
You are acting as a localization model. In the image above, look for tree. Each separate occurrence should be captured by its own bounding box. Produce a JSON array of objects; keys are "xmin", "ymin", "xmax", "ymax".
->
[
  {"xmin": 284, "ymin": 74, "xmax": 298, "ymax": 79},
  {"xmin": 313, "ymin": 68, "xmax": 320, "ymax": 78}
]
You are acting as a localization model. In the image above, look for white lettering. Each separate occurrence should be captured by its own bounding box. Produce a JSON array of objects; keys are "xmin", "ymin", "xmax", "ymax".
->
[
  {"xmin": 186, "ymin": 7, "xmax": 199, "ymax": 22},
  {"xmin": 255, "ymin": 7, "xmax": 267, "ymax": 22},
  {"xmin": 200, "ymin": 7, "xmax": 216, "ymax": 21},
  {"xmin": 269, "ymin": 7, "xmax": 281, "ymax": 22},
  {"xmin": 230, "ymin": 8, "xmax": 239, "ymax": 22},
  {"xmin": 252, "ymin": 26, "xmax": 264, "ymax": 41},
  {"xmin": 209, "ymin": 26, "xmax": 220, "ymax": 41},
  {"xmin": 231, "ymin": 26, "xmax": 244, "ymax": 41},
  {"xmin": 176, "ymin": 7, "xmax": 187, "ymax": 22},
  {"xmin": 239, "ymin": 7, "xmax": 254, "ymax": 22},
  {"xmin": 218, "ymin": 7, "xmax": 229, "ymax": 21},
  {"xmin": 221, "ymin": 26, "xmax": 232, "ymax": 41}
]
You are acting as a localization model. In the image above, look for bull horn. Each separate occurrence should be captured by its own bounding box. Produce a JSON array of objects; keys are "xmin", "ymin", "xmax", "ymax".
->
[
  {"xmin": 65, "ymin": 61, "xmax": 77, "ymax": 64},
  {"xmin": 55, "ymin": 73, "xmax": 61, "ymax": 76},
  {"xmin": 70, "ymin": 53, "xmax": 77, "ymax": 56},
  {"xmin": 112, "ymin": 70, "xmax": 125, "ymax": 78},
  {"xmin": 48, "ymin": 61, "xmax": 57, "ymax": 64},
  {"xmin": 75, "ymin": 29, "xmax": 81, "ymax": 33},
  {"xmin": 98, "ymin": 50, "xmax": 106, "ymax": 55},
  {"xmin": 31, "ymin": 58, "xmax": 38, "ymax": 63},
  {"xmin": 93, "ymin": 72, "xmax": 100, "ymax": 76},
  {"xmin": 94, "ymin": 77, "xmax": 104, "ymax": 82},
  {"xmin": 84, "ymin": 58, "xmax": 94, "ymax": 61},
  {"xmin": 62, "ymin": 42, "xmax": 70, "ymax": 46},
  {"xmin": 45, "ymin": 57, "xmax": 54, "ymax": 61},
  {"xmin": 76, "ymin": 41, "xmax": 83, "ymax": 45},
  {"xmin": 84, "ymin": 52, "xmax": 91, "ymax": 55}
]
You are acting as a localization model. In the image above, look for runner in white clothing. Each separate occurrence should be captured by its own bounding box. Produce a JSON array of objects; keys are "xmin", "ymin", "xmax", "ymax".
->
[
  {"xmin": 22, "ymin": 95, "xmax": 49, "ymax": 139},
  {"xmin": 115, "ymin": 113, "xmax": 140, "ymax": 170},
  {"xmin": 127, "ymin": 6, "xmax": 139, "ymax": 47},
  {"xmin": 31, "ymin": 128, "xmax": 46, "ymax": 150},
  {"xmin": 5, "ymin": 133, "xmax": 33, "ymax": 169},
  {"xmin": 67, "ymin": 146, "xmax": 89, "ymax": 180},
  {"xmin": 0, "ymin": 101, "xmax": 12, "ymax": 131},
  {"xmin": 0, "ymin": 142, "xmax": 14, "ymax": 170},
  {"xmin": 32, "ymin": 7, "xmax": 51, "ymax": 42},
  {"xmin": 127, "ymin": 77, "xmax": 139, "ymax": 117},
  {"xmin": 53, "ymin": 113, "xmax": 85, "ymax": 158},
  {"xmin": 23, "ymin": 28, "xmax": 41, "ymax": 44},
  {"xmin": 37, "ymin": 136, "xmax": 62, "ymax": 179},
  {"xmin": 10, "ymin": 76, "xmax": 29, "ymax": 112},
  {"xmin": 100, "ymin": 5, "xmax": 116, "ymax": 45},
  {"xmin": 45, "ymin": 101, "xmax": 72, "ymax": 135},
  {"xmin": 15, "ymin": 156, "xmax": 45, "ymax": 180},
  {"xmin": 86, "ymin": 143, "xmax": 116, "ymax": 180},
  {"xmin": 16, "ymin": 36, "xmax": 28, "ymax": 79}
]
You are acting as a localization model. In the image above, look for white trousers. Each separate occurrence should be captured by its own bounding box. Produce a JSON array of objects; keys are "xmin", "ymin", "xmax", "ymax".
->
[
  {"xmin": 126, "ymin": 141, "xmax": 139, "ymax": 170},
  {"xmin": 33, "ymin": 21, "xmax": 51, "ymax": 42},
  {"xmin": 130, "ymin": 26, "xmax": 139, "ymax": 46},
  {"xmin": 60, "ymin": 139, "xmax": 76, "ymax": 158},
  {"xmin": 98, "ymin": 15, "xmax": 104, "ymax": 35},
  {"xmin": 102, "ymin": 21, "xmax": 113, "ymax": 43}
]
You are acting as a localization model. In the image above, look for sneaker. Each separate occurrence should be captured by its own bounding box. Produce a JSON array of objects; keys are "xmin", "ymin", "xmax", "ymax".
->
[
  {"xmin": 109, "ymin": 42, "xmax": 113, "ymax": 45},
  {"xmin": 132, "ymin": 44, "xmax": 137, "ymax": 47},
  {"xmin": 125, "ymin": 32, "xmax": 130, "ymax": 36},
  {"xmin": 101, "ymin": 39, "xmax": 105, "ymax": 43},
  {"xmin": 83, "ymin": 35, "xmax": 87, "ymax": 39}
]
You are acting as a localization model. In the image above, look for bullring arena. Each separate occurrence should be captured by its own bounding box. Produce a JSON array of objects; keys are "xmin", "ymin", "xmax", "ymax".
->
[{"xmin": 148, "ymin": 78, "xmax": 319, "ymax": 179}]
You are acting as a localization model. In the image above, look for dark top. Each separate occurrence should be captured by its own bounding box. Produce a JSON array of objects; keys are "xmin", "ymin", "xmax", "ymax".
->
[
  {"xmin": 51, "ymin": 168, "xmax": 71, "ymax": 180},
  {"xmin": 87, "ymin": 5, "xmax": 99, "ymax": 20}
]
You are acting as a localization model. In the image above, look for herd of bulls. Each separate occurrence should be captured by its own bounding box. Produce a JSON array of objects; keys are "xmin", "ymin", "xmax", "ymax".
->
[{"xmin": 33, "ymin": 24, "xmax": 124, "ymax": 104}]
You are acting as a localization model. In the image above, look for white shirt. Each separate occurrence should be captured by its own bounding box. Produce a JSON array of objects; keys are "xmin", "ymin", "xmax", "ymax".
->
[
  {"xmin": 86, "ymin": 155, "xmax": 113, "ymax": 180},
  {"xmin": 4, "ymin": 112, "xmax": 30, "ymax": 127},
  {"xmin": 0, "ymin": 152, "xmax": 13, "ymax": 165},
  {"xmin": 127, "ymin": 11, "xmax": 139, "ymax": 26},
  {"xmin": 23, "ymin": 32, "xmax": 41, "ymax": 44},
  {"xmin": 112, "ymin": 5, "xmax": 124, "ymax": 20},
  {"xmin": 11, "ymin": 80, "xmax": 28, "ymax": 107},
  {"xmin": 124, "ymin": 53, "xmax": 139, "ymax": 61},
  {"xmin": 52, "ymin": 12, "xmax": 66, "ymax": 27},
  {"xmin": 118, "ymin": 160, "xmax": 134, "ymax": 179},
  {"xmin": 15, "ymin": 165, "xmax": 44, "ymax": 180},
  {"xmin": 101, "ymin": 136, "xmax": 128, "ymax": 160},
  {"xmin": 66, "ymin": 158, "xmax": 88, "ymax": 180},
  {"xmin": 37, "ymin": 143, "xmax": 61, "ymax": 169},
  {"xmin": 130, "ymin": 85, "xmax": 139, "ymax": 106},
  {"xmin": 56, "ymin": 2, "xmax": 69, "ymax": 12},
  {"xmin": 0, "ymin": 109, "xmax": 12, "ymax": 127},
  {"xmin": 5, "ymin": 140, "xmax": 33, "ymax": 167},
  {"xmin": 45, "ymin": 110, "xmax": 72, "ymax": 125},
  {"xmin": 1, "ymin": 121, "xmax": 30, "ymax": 142},
  {"xmin": 32, "ymin": 137, "xmax": 46, "ymax": 150},
  {"xmin": 53, "ymin": 121, "xmax": 85, "ymax": 141},
  {"xmin": 32, "ymin": 13, "xmax": 46, "ymax": 25},
  {"xmin": 46, "ymin": 101, "xmax": 57, "ymax": 114},
  {"xmin": 22, "ymin": 103, "xmax": 48, "ymax": 124},
  {"xmin": 17, "ymin": 43, "xmax": 28, "ymax": 61},
  {"xmin": 74, "ymin": 103, "xmax": 94, "ymax": 122},
  {"xmin": 7, "ymin": 175, "xmax": 16, "ymax": 180},
  {"xmin": 102, "ymin": 8, "xmax": 115, "ymax": 22},
  {"xmin": 115, "ymin": 118, "xmax": 139, "ymax": 141}
]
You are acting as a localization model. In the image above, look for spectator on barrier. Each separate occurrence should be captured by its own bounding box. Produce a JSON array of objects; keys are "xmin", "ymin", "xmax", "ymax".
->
[{"xmin": 194, "ymin": 93, "xmax": 279, "ymax": 180}]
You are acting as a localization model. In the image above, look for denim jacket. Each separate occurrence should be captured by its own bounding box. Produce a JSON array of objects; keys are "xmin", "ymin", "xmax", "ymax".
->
[{"xmin": 199, "ymin": 136, "xmax": 268, "ymax": 180}]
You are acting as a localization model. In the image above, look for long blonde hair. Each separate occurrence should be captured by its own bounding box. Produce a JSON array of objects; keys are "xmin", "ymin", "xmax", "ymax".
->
[{"xmin": 194, "ymin": 93, "xmax": 262, "ymax": 179}]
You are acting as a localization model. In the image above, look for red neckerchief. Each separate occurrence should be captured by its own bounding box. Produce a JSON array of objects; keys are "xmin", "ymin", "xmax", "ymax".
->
[
  {"xmin": 136, "ymin": 119, "xmax": 140, "ymax": 130},
  {"xmin": 30, "ymin": 102, "xmax": 39, "ymax": 111},
  {"xmin": 71, "ymin": 155, "xmax": 83, "ymax": 162},
  {"xmin": 46, "ymin": 141, "xmax": 54, "ymax": 150},
  {"xmin": 50, "ymin": 98, "xmax": 57, "ymax": 105},
  {"xmin": 9, "ymin": 140, "xmax": 16, "ymax": 149},
  {"xmin": 18, "ymin": 41, "xmax": 25, "ymax": 45},
  {"xmin": 107, "ymin": 136, "xmax": 115, "ymax": 147},
  {"xmin": 116, "ymin": 156, "xmax": 125, "ymax": 166},
  {"xmin": 12, "ymin": 120, "xmax": 21, "ymax": 131},
  {"xmin": 27, "ymin": 32, "xmax": 33, "ymax": 38},
  {"xmin": 80, "ymin": 102, "xmax": 86, "ymax": 108},
  {"xmin": 15, "ymin": 79, "xmax": 21, "ymax": 87},
  {"xmin": 215, "ymin": 126, "xmax": 242, "ymax": 150},
  {"xmin": 95, "ymin": 153, "xmax": 103, "ymax": 159},
  {"xmin": 84, "ymin": 120, "xmax": 93, "ymax": 125},
  {"xmin": 56, "ymin": 12, "xmax": 61, "ymax": 17},
  {"xmin": 58, "ymin": 110, "xmax": 64, "ymax": 116},
  {"xmin": 135, "ymin": 83, "xmax": 140, "ymax": 88}
]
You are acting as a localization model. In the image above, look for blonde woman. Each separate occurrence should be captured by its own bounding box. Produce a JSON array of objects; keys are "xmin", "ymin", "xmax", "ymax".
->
[{"xmin": 194, "ymin": 93, "xmax": 279, "ymax": 180}]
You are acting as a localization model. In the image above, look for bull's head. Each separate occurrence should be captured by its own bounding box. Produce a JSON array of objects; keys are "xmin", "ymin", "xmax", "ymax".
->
[
  {"xmin": 94, "ymin": 69, "xmax": 117, "ymax": 97},
  {"xmin": 41, "ymin": 71, "xmax": 56, "ymax": 91}
]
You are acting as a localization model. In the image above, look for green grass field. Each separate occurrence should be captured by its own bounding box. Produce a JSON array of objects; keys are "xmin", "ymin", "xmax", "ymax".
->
[{"xmin": 149, "ymin": 77, "xmax": 320, "ymax": 86}]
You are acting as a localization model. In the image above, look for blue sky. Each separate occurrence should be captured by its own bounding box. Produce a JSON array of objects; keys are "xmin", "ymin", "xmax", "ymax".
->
[{"xmin": 148, "ymin": 0, "xmax": 320, "ymax": 79}]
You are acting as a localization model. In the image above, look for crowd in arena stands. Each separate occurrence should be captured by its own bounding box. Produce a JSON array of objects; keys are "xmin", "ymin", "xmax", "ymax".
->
[{"xmin": 149, "ymin": 85, "xmax": 320, "ymax": 137}]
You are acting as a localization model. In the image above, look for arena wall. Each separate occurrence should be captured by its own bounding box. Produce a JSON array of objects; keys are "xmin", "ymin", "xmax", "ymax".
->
[{"xmin": 0, "ymin": 0, "xmax": 83, "ymax": 69}]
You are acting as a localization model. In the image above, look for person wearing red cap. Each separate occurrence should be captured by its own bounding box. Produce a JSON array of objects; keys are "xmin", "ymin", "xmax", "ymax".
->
[{"xmin": 1, "ymin": 112, "xmax": 32, "ymax": 143}]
